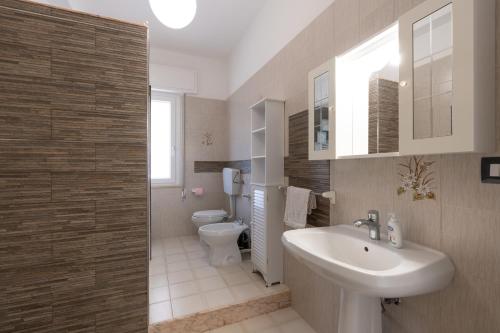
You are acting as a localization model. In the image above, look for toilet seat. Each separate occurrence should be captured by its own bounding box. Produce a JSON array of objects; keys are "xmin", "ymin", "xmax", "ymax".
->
[
  {"xmin": 199, "ymin": 222, "xmax": 247, "ymax": 238},
  {"xmin": 192, "ymin": 210, "xmax": 228, "ymax": 229},
  {"xmin": 192, "ymin": 209, "xmax": 227, "ymax": 219}
]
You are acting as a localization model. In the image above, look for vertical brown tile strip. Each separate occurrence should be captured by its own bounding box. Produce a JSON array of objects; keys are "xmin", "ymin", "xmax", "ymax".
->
[
  {"xmin": 284, "ymin": 111, "xmax": 330, "ymax": 227},
  {"xmin": 193, "ymin": 160, "xmax": 251, "ymax": 174},
  {"xmin": 0, "ymin": 1, "xmax": 148, "ymax": 332}
]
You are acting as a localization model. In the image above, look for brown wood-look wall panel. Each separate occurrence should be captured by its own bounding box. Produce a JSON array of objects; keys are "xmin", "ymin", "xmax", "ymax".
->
[
  {"xmin": 0, "ymin": 1, "xmax": 148, "ymax": 332},
  {"xmin": 51, "ymin": 172, "xmax": 147, "ymax": 201},
  {"xmin": 0, "ymin": 140, "xmax": 96, "ymax": 171},
  {"xmin": 0, "ymin": 172, "xmax": 52, "ymax": 204},
  {"xmin": 96, "ymin": 144, "xmax": 148, "ymax": 172},
  {"xmin": 0, "ymin": 77, "xmax": 53, "ymax": 140},
  {"xmin": 284, "ymin": 111, "xmax": 330, "ymax": 227}
]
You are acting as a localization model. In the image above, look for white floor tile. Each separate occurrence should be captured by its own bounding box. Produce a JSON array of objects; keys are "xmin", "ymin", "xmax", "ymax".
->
[
  {"xmin": 182, "ymin": 239, "xmax": 200, "ymax": 247},
  {"xmin": 184, "ymin": 244, "xmax": 205, "ymax": 253},
  {"xmin": 211, "ymin": 323, "xmax": 245, "ymax": 333},
  {"xmin": 166, "ymin": 261, "xmax": 190, "ymax": 273},
  {"xmin": 239, "ymin": 260, "xmax": 253, "ymax": 273},
  {"xmin": 247, "ymin": 271, "xmax": 265, "ymax": 283},
  {"xmin": 252, "ymin": 277, "xmax": 267, "ymax": 289},
  {"xmin": 149, "ymin": 286, "xmax": 170, "ymax": 304},
  {"xmin": 189, "ymin": 257, "xmax": 210, "ymax": 268},
  {"xmin": 217, "ymin": 264, "xmax": 245, "ymax": 276},
  {"xmin": 151, "ymin": 236, "xmax": 297, "ymax": 324},
  {"xmin": 260, "ymin": 328, "xmax": 281, "ymax": 333},
  {"xmin": 166, "ymin": 253, "xmax": 188, "ymax": 264},
  {"xmin": 230, "ymin": 282, "xmax": 263, "ymax": 301},
  {"xmin": 240, "ymin": 314, "xmax": 274, "ymax": 332},
  {"xmin": 163, "ymin": 238, "xmax": 182, "ymax": 248},
  {"xmin": 167, "ymin": 269, "xmax": 194, "ymax": 284},
  {"xmin": 171, "ymin": 294, "xmax": 208, "ymax": 317},
  {"xmin": 198, "ymin": 275, "xmax": 227, "ymax": 292},
  {"xmin": 149, "ymin": 262, "xmax": 166, "ymax": 276},
  {"xmin": 187, "ymin": 250, "xmax": 208, "ymax": 260},
  {"xmin": 149, "ymin": 301, "xmax": 172, "ymax": 324},
  {"xmin": 279, "ymin": 319, "xmax": 316, "ymax": 333},
  {"xmin": 151, "ymin": 245, "xmax": 164, "ymax": 259},
  {"xmin": 180, "ymin": 235, "xmax": 198, "ymax": 241},
  {"xmin": 170, "ymin": 280, "xmax": 199, "ymax": 299},
  {"xmin": 260, "ymin": 283, "xmax": 289, "ymax": 295},
  {"xmin": 269, "ymin": 307, "xmax": 300, "ymax": 325},
  {"xmin": 193, "ymin": 266, "xmax": 219, "ymax": 279},
  {"xmin": 149, "ymin": 274, "xmax": 168, "ymax": 288},
  {"xmin": 204, "ymin": 288, "xmax": 235, "ymax": 309},
  {"xmin": 164, "ymin": 246, "xmax": 185, "ymax": 255},
  {"xmin": 221, "ymin": 271, "xmax": 252, "ymax": 286}
]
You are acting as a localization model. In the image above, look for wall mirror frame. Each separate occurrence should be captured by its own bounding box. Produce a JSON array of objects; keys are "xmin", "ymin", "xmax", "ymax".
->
[
  {"xmin": 308, "ymin": 59, "xmax": 336, "ymax": 160},
  {"xmin": 399, "ymin": 0, "xmax": 495, "ymax": 155}
]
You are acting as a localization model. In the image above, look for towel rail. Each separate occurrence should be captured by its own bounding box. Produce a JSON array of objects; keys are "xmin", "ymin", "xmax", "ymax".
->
[
  {"xmin": 278, "ymin": 185, "xmax": 336, "ymax": 205},
  {"xmin": 278, "ymin": 185, "xmax": 321, "ymax": 196}
]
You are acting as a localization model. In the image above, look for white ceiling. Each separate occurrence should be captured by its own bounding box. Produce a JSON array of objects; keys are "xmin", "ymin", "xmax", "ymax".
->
[{"xmin": 34, "ymin": 0, "xmax": 268, "ymax": 57}]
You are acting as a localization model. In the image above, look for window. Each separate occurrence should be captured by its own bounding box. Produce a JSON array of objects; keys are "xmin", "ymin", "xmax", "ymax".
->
[{"xmin": 151, "ymin": 90, "xmax": 183, "ymax": 186}]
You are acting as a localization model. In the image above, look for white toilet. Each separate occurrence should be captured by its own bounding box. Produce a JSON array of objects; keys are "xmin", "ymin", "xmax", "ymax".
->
[
  {"xmin": 191, "ymin": 168, "xmax": 246, "ymax": 266},
  {"xmin": 199, "ymin": 222, "xmax": 248, "ymax": 266},
  {"xmin": 191, "ymin": 168, "xmax": 241, "ymax": 230}
]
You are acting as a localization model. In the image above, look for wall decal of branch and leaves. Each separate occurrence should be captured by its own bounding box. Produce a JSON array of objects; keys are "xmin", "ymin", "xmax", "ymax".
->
[
  {"xmin": 397, "ymin": 156, "xmax": 436, "ymax": 201},
  {"xmin": 202, "ymin": 132, "xmax": 215, "ymax": 146}
]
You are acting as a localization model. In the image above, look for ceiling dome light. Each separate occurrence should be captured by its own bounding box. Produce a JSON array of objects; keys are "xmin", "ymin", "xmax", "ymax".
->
[{"xmin": 149, "ymin": 0, "xmax": 197, "ymax": 30}]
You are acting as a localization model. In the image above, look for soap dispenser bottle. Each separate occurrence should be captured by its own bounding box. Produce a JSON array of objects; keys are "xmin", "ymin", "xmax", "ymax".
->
[{"xmin": 387, "ymin": 213, "xmax": 403, "ymax": 248}]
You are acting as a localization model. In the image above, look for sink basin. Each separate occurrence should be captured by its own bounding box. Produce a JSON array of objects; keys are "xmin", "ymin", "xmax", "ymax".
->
[{"xmin": 282, "ymin": 224, "xmax": 454, "ymax": 333}]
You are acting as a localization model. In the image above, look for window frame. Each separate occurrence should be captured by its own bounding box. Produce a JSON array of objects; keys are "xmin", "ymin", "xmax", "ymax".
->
[{"xmin": 150, "ymin": 90, "xmax": 184, "ymax": 188}]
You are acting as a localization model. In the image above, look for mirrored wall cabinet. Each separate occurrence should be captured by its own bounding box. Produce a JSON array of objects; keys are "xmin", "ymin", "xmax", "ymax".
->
[
  {"xmin": 308, "ymin": 59, "xmax": 335, "ymax": 160},
  {"xmin": 335, "ymin": 24, "xmax": 400, "ymax": 159},
  {"xmin": 399, "ymin": 0, "xmax": 496, "ymax": 155}
]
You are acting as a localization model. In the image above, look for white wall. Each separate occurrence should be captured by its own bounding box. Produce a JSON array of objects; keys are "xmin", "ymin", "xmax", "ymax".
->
[
  {"xmin": 228, "ymin": 0, "xmax": 335, "ymax": 95},
  {"xmin": 150, "ymin": 47, "xmax": 229, "ymax": 100}
]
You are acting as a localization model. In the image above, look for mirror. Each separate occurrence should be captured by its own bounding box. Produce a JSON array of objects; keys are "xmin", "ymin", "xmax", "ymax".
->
[
  {"xmin": 336, "ymin": 24, "xmax": 400, "ymax": 158},
  {"xmin": 412, "ymin": 3, "xmax": 453, "ymax": 139},
  {"xmin": 313, "ymin": 71, "xmax": 330, "ymax": 152}
]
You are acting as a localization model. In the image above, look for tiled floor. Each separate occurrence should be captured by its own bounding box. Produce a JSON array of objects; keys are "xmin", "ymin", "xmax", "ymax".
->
[
  {"xmin": 209, "ymin": 307, "xmax": 317, "ymax": 333},
  {"xmin": 149, "ymin": 235, "xmax": 288, "ymax": 324}
]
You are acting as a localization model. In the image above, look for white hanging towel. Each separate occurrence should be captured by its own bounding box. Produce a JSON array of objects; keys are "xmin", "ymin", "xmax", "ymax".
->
[{"xmin": 284, "ymin": 186, "xmax": 316, "ymax": 229}]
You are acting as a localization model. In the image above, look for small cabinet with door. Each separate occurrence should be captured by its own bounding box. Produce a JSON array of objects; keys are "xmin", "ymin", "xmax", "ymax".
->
[
  {"xmin": 308, "ymin": 59, "xmax": 335, "ymax": 160},
  {"xmin": 398, "ymin": 0, "xmax": 496, "ymax": 155}
]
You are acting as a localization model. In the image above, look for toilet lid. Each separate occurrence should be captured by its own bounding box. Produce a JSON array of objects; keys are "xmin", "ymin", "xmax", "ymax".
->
[{"xmin": 193, "ymin": 210, "xmax": 227, "ymax": 218}]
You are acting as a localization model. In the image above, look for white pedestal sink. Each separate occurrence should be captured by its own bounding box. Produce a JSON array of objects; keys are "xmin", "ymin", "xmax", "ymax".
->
[{"xmin": 282, "ymin": 225, "xmax": 454, "ymax": 333}]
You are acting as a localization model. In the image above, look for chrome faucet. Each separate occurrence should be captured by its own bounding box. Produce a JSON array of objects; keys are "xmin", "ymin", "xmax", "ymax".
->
[{"xmin": 353, "ymin": 210, "xmax": 380, "ymax": 240}]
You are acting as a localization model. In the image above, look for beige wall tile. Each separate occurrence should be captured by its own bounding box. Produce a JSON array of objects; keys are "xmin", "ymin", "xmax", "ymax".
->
[
  {"xmin": 442, "ymin": 204, "xmax": 500, "ymax": 283},
  {"xmin": 438, "ymin": 272, "xmax": 500, "ymax": 333},
  {"xmin": 359, "ymin": 0, "xmax": 396, "ymax": 41},
  {"xmin": 284, "ymin": 253, "xmax": 339, "ymax": 333},
  {"xmin": 226, "ymin": 1, "xmax": 500, "ymax": 332},
  {"xmin": 333, "ymin": 0, "xmax": 360, "ymax": 55}
]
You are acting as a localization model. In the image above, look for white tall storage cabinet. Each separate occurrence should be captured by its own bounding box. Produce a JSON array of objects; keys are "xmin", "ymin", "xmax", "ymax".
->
[{"xmin": 250, "ymin": 99, "xmax": 285, "ymax": 287}]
